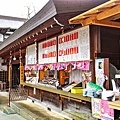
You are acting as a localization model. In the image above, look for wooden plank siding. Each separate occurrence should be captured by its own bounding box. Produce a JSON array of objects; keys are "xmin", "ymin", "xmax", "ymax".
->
[{"xmin": 0, "ymin": 0, "xmax": 108, "ymax": 59}]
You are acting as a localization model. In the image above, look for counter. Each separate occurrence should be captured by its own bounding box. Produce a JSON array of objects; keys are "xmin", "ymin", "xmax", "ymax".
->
[
  {"xmin": 21, "ymin": 82, "xmax": 91, "ymax": 102},
  {"xmin": 109, "ymin": 100, "xmax": 120, "ymax": 110}
]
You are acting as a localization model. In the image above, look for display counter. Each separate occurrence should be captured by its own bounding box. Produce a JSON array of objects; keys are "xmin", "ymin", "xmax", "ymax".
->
[
  {"xmin": 109, "ymin": 100, "xmax": 120, "ymax": 110},
  {"xmin": 21, "ymin": 82, "xmax": 91, "ymax": 102}
]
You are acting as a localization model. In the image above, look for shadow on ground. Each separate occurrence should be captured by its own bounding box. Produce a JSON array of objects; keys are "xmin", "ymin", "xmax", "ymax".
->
[
  {"xmin": 17, "ymin": 100, "xmax": 68, "ymax": 120},
  {"xmin": 0, "ymin": 92, "xmax": 9, "ymax": 110}
]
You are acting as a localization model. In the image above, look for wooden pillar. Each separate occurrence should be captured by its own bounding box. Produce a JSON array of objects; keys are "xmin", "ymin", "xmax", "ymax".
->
[
  {"xmin": 8, "ymin": 66, "xmax": 12, "ymax": 88},
  {"xmin": 8, "ymin": 51, "xmax": 12, "ymax": 106},
  {"xmin": 40, "ymin": 90, "xmax": 43, "ymax": 102},
  {"xmin": 90, "ymin": 25, "xmax": 101, "ymax": 83},
  {"xmin": 60, "ymin": 97, "xmax": 63, "ymax": 111},
  {"xmin": 34, "ymin": 40, "xmax": 38, "ymax": 94},
  {"xmin": 9, "ymin": 51, "xmax": 12, "ymax": 88},
  {"xmin": 104, "ymin": 58, "xmax": 109, "ymax": 90}
]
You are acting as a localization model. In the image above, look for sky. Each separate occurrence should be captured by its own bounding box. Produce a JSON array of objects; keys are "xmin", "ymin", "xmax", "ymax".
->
[{"xmin": 0, "ymin": 0, "xmax": 49, "ymax": 18}]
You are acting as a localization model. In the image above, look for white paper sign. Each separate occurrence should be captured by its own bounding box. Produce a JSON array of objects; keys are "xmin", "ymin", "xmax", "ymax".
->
[
  {"xmin": 95, "ymin": 58, "xmax": 105, "ymax": 87},
  {"xmin": 38, "ymin": 37, "xmax": 57, "ymax": 64},
  {"xmin": 26, "ymin": 44, "xmax": 36, "ymax": 65},
  {"xmin": 58, "ymin": 25, "xmax": 90, "ymax": 62}
]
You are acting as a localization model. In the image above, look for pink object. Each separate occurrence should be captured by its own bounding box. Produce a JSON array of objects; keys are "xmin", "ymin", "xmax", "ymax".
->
[
  {"xmin": 82, "ymin": 61, "xmax": 90, "ymax": 70},
  {"xmin": 37, "ymin": 64, "xmax": 44, "ymax": 70},
  {"xmin": 76, "ymin": 61, "xmax": 90, "ymax": 70}
]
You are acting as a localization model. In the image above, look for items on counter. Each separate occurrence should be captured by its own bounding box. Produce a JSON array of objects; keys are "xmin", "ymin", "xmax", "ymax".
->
[
  {"xmin": 40, "ymin": 78, "xmax": 57, "ymax": 86},
  {"xmin": 71, "ymin": 87, "xmax": 83, "ymax": 94},
  {"xmin": 87, "ymin": 82, "xmax": 103, "ymax": 91},
  {"xmin": 26, "ymin": 77, "xmax": 38, "ymax": 84},
  {"xmin": 83, "ymin": 81, "xmax": 103, "ymax": 98},
  {"xmin": 83, "ymin": 80, "xmax": 120, "ymax": 101},
  {"xmin": 101, "ymin": 79, "xmax": 120, "ymax": 101},
  {"xmin": 101, "ymin": 90, "xmax": 115, "ymax": 101},
  {"xmin": 62, "ymin": 82, "xmax": 77, "ymax": 92}
]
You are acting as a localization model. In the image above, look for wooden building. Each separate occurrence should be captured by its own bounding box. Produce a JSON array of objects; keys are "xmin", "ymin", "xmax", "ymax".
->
[
  {"xmin": 69, "ymin": 0, "xmax": 120, "ymax": 119},
  {"xmin": 0, "ymin": 15, "xmax": 27, "ymax": 89},
  {"xmin": 2, "ymin": 0, "xmax": 120, "ymax": 119}
]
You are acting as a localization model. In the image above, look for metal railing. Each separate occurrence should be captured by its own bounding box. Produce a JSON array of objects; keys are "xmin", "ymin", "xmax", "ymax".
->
[{"xmin": 10, "ymin": 87, "xmax": 28, "ymax": 101}]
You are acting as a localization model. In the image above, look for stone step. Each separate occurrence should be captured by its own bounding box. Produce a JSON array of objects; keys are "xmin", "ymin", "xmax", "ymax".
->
[
  {"xmin": 10, "ymin": 102, "xmax": 41, "ymax": 120},
  {"xmin": 3, "ymin": 106, "xmax": 16, "ymax": 115}
]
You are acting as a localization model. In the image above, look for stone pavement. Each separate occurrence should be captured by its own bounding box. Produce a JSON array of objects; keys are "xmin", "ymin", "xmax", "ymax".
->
[
  {"xmin": 0, "ymin": 92, "xmax": 26, "ymax": 120},
  {"xmin": 0, "ymin": 111, "xmax": 25, "ymax": 120},
  {"xmin": 0, "ymin": 91, "xmax": 95, "ymax": 120},
  {"xmin": 0, "ymin": 92, "xmax": 70, "ymax": 120}
]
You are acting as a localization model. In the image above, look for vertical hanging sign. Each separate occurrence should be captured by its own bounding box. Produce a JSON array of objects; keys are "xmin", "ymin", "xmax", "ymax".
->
[
  {"xmin": 38, "ymin": 37, "xmax": 57, "ymax": 64},
  {"xmin": 20, "ymin": 66, "xmax": 24, "ymax": 83},
  {"xmin": 91, "ymin": 98, "xmax": 114, "ymax": 119},
  {"xmin": 95, "ymin": 58, "xmax": 105, "ymax": 88},
  {"xmin": 92, "ymin": 98, "xmax": 101, "ymax": 119},
  {"xmin": 26, "ymin": 44, "xmax": 36, "ymax": 65},
  {"xmin": 58, "ymin": 25, "xmax": 90, "ymax": 62},
  {"xmin": 101, "ymin": 100, "xmax": 114, "ymax": 120}
]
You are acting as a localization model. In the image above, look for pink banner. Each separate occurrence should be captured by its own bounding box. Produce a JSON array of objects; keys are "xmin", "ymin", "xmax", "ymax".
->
[
  {"xmin": 25, "ymin": 65, "xmax": 37, "ymax": 70},
  {"xmin": 76, "ymin": 61, "xmax": 90, "ymax": 70},
  {"xmin": 37, "ymin": 64, "xmax": 45, "ymax": 70},
  {"xmin": 25, "ymin": 61, "xmax": 90, "ymax": 71}
]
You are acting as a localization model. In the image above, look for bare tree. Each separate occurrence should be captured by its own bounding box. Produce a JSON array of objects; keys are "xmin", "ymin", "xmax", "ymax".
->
[{"xmin": 24, "ymin": 3, "xmax": 36, "ymax": 19}]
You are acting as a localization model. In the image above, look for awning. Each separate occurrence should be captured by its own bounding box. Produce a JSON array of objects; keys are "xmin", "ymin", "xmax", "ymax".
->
[{"xmin": 69, "ymin": 0, "xmax": 120, "ymax": 28}]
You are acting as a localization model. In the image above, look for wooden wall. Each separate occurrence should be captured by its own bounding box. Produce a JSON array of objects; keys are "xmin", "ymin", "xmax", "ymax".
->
[{"xmin": 100, "ymin": 26, "xmax": 120, "ymax": 69}]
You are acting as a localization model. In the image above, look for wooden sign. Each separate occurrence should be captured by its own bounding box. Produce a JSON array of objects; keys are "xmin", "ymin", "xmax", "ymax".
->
[{"xmin": 20, "ymin": 66, "xmax": 24, "ymax": 83}]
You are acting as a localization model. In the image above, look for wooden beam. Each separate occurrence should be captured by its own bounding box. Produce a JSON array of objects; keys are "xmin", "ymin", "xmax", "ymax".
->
[
  {"xmin": 76, "ymin": 4, "xmax": 120, "ymax": 26},
  {"xmin": 69, "ymin": 18, "xmax": 85, "ymax": 24},
  {"xmin": 106, "ymin": 13, "xmax": 120, "ymax": 20},
  {"xmin": 69, "ymin": 0, "xmax": 118, "ymax": 24},
  {"xmin": 97, "ymin": 4, "xmax": 120, "ymax": 20},
  {"xmin": 92, "ymin": 20, "xmax": 120, "ymax": 28},
  {"xmin": 81, "ymin": 16, "xmax": 95, "ymax": 26}
]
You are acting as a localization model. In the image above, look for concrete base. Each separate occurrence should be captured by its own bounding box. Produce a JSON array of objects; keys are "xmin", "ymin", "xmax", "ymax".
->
[
  {"xmin": 10, "ymin": 102, "xmax": 41, "ymax": 120},
  {"xmin": 3, "ymin": 106, "xmax": 16, "ymax": 115}
]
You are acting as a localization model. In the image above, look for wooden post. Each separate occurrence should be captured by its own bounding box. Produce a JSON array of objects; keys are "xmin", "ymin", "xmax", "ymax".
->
[
  {"xmin": 104, "ymin": 58, "xmax": 109, "ymax": 90},
  {"xmin": 90, "ymin": 25, "xmax": 100, "ymax": 83},
  {"xmin": 60, "ymin": 96, "xmax": 63, "ymax": 111},
  {"xmin": 8, "ymin": 51, "xmax": 12, "ymax": 107},
  {"xmin": 40, "ymin": 90, "xmax": 43, "ymax": 102}
]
